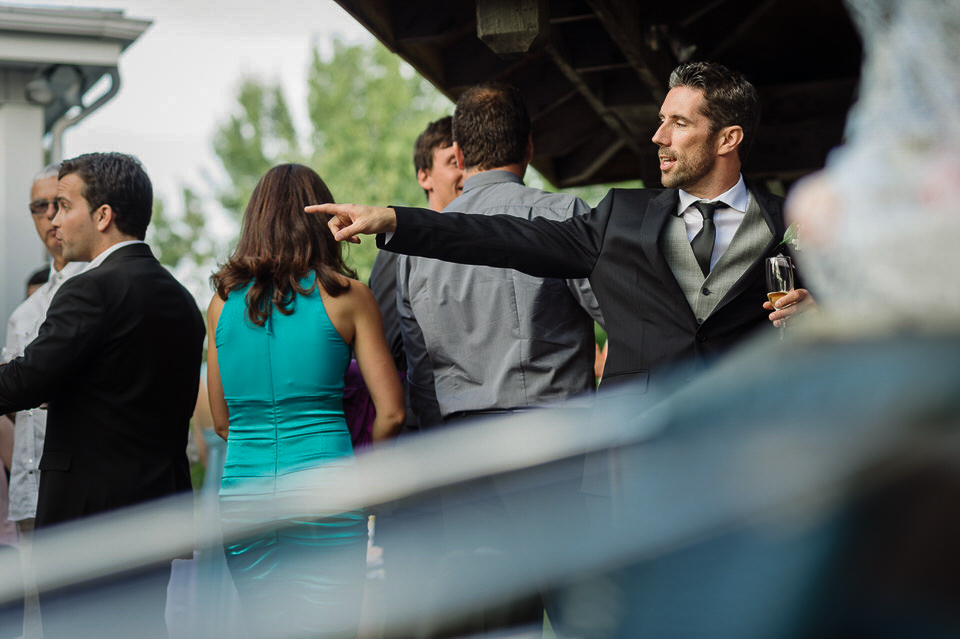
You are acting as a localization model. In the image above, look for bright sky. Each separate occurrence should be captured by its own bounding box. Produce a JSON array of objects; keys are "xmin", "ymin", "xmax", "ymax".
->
[{"xmin": 29, "ymin": 0, "xmax": 374, "ymax": 210}]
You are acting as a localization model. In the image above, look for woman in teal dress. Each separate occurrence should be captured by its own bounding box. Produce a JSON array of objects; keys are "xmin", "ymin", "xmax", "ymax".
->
[{"xmin": 206, "ymin": 164, "xmax": 405, "ymax": 637}]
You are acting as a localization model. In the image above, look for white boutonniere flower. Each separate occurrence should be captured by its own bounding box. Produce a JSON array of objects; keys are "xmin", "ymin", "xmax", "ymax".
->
[{"xmin": 776, "ymin": 223, "xmax": 800, "ymax": 252}]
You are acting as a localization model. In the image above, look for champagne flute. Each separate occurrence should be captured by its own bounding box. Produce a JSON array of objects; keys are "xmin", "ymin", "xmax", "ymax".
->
[{"xmin": 765, "ymin": 254, "xmax": 794, "ymax": 340}]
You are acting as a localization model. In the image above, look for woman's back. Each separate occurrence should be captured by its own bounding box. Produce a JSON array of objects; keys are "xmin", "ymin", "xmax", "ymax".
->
[
  {"xmin": 214, "ymin": 276, "xmax": 366, "ymax": 636},
  {"xmin": 217, "ymin": 276, "xmax": 354, "ymax": 494}
]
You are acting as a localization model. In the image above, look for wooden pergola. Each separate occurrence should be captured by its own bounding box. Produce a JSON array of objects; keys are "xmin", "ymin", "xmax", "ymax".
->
[{"xmin": 333, "ymin": 0, "xmax": 861, "ymax": 190}]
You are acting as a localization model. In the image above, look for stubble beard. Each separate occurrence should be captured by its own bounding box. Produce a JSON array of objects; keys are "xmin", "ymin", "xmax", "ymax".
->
[{"xmin": 661, "ymin": 146, "xmax": 716, "ymax": 191}]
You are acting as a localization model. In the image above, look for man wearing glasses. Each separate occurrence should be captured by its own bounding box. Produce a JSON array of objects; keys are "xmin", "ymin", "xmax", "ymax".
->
[{"xmin": 3, "ymin": 165, "xmax": 86, "ymax": 540}]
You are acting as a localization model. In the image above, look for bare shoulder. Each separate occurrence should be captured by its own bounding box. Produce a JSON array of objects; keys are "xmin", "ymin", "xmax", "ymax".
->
[
  {"xmin": 321, "ymin": 275, "xmax": 376, "ymax": 311},
  {"xmin": 207, "ymin": 293, "xmax": 225, "ymax": 323},
  {"xmin": 346, "ymin": 278, "xmax": 376, "ymax": 305}
]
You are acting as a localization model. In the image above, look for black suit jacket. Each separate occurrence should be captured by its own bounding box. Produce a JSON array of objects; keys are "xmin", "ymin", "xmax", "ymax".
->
[
  {"xmin": 0, "ymin": 243, "xmax": 205, "ymax": 527},
  {"xmin": 386, "ymin": 184, "xmax": 790, "ymax": 393}
]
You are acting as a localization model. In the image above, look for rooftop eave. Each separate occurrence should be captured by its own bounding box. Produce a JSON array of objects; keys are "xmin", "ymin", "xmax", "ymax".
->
[{"xmin": 0, "ymin": 5, "xmax": 151, "ymax": 50}]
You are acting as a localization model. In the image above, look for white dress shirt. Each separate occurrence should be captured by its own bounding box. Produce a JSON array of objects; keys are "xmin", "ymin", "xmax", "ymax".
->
[
  {"xmin": 677, "ymin": 175, "xmax": 750, "ymax": 272},
  {"xmin": 2, "ymin": 261, "xmax": 86, "ymax": 521}
]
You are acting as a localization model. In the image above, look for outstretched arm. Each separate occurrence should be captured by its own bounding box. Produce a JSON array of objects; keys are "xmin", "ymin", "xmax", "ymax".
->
[{"xmin": 310, "ymin": 199, "xmax": 608, "ymax": 283}]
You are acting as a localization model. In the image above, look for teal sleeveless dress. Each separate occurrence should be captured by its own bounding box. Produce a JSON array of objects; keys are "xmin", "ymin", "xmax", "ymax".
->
[{"xmin": 216, "ymin": 277, "xmax": 366, "ymax": 636}]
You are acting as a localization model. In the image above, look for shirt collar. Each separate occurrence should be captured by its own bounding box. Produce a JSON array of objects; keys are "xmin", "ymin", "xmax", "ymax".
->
[
  {"xmin": 677, "ymin": 174, "xmax": 748, "ymax": 216},
  {"xmin": 44, "ymin": 260, "xmax": 85, "ymax": 287},
  {"xmin": 83, "ymin": 240, "xmax": 146, "ymax": 273},
  {"xmin": 50, "ymin": 260, "xmax": 86, "ymax": 282},
  {"xmin": 461, "ymin": 169, "xmax": 524, "ymax": 193}
]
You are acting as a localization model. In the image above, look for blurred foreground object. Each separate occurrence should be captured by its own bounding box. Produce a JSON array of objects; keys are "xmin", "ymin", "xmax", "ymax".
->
[{"xmin": 787, "ymin": 0, "xmax": 960, "ymax": 326}]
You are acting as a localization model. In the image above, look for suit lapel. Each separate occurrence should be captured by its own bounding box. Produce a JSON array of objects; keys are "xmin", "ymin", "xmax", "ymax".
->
[
  {"xmin": 751, "ymin": 183, "xmax": 783, "ymax": 241},
  {"xmin": 639, "ymin": 189, "xmax": 684, "ymax": 292}
]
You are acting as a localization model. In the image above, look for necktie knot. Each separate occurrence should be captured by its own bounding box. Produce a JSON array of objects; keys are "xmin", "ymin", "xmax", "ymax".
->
[{"xmin": 693, "ymin": 200, "xmax": 723, "ymax": 221}]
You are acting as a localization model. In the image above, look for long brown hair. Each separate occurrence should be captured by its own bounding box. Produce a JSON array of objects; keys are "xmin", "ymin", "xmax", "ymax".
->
[{"xmin": 212, "ymin": 164, "xmax": 356, "ymax": 325}]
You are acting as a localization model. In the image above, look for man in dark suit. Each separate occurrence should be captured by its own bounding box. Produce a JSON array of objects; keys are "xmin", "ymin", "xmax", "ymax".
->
[
  {"xmin": 311, "ymin": 61, "xmax": 814, "ymax": 393},
  {"xmin": 0, "ymin": 152, "xmax": 204, "ymax": 637}
]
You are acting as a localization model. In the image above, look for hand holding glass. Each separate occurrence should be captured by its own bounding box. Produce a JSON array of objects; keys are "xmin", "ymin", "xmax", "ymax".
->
[{"xmin": 766, "ymin": 255, "xmax": 794, "ymax": 339}]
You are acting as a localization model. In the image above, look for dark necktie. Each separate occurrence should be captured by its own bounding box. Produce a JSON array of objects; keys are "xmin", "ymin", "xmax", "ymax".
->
[{"xmin": 691, "ymin": 200, "xmax": 723, "ymax": 276}]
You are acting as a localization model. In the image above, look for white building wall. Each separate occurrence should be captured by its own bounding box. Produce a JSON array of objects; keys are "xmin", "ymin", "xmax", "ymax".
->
[{"xmin": 0, "ymin": 92, "xmax": 46, "ymax": 339}]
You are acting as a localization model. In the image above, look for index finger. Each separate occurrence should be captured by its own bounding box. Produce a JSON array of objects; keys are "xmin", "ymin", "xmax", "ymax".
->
[{"xmin": 305, "ymin": 203, "xmax": 338, "ymax": 215}]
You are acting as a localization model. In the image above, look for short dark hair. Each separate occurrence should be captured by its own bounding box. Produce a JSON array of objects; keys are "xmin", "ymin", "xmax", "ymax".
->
[
  {"xmin": 413, "ymin": 116, "xmax": 454, "ymax": 174},
  {"xmin": 26, "ymin": 265, "xmax": 49, "ymax": 292},
  {"xmin": 452, "ymin": 82, "xmax": 530, "ymax": 171},
  {"xmin": 668, "ymin": 61, "xmax": 761, "ymax": 162},
  {"xmin": 58, "ymin": 152, "xmax": 153, "ymax": 240}
]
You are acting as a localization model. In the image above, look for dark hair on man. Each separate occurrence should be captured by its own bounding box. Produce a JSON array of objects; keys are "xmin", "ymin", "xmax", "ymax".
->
[
  {"xmin": 668, "ymin": 61, "xmax": 761, "ymax": 162},
  {"xmin": 452, "ymin": 82, "xmax": 530, "ymax": 171},
  {"xmin": 211, "ymin": 164, "xmax": 356, "ymax": 326},
  {"xmin": 413, "ymin": 116, "xmax": 454, "ymax": 174},
  {"xmin": 26, "ymin": 265, "xmax": 49, "ymax": 293},
  {"xmin": 58, "ymin": 152, "xmax": 153, "ymax": 240}
]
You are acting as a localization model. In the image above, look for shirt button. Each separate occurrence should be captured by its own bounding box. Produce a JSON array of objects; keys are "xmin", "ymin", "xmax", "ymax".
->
[
  {"xmin": 696, "ymin": 318, "xmax": 704, "ymax": 325},
  {"xmin": 697, "ymin": 334, "xmax": 708, "ymax": 343},
  {"xmin": 701, "ymin": 287, "xmax": 711, "ymax": 296}
]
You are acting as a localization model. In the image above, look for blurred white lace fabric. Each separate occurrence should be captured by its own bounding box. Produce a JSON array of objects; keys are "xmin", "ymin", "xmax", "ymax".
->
[{"xmin": 789, "ymin": 0, "xmax": 960, "ymax": 325}]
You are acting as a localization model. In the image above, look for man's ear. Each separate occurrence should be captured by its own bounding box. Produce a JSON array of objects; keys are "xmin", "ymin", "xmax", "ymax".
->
[
  {"xmin": 417, "ymin": 168, "xmax": 432, "ymax": 192},
  {"xmin": 94, "ymin": 204, "xmax": 114, "ymax": 232},
  {"xmin": 716, "ymin": 125, "xmax": 744, "ymax": 157},
  {"xmin": 454, "ymin": 142, "xmax": 465, "ymax": 171}
]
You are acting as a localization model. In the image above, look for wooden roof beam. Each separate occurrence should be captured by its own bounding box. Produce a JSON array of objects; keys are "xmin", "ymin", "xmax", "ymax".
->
[
  {"xmin": 584, "ymin": 0, "xmax": 677, "ymax": 102},
  {"xmin": 543, "ymin": 42, "xmax": 648, "ymax": 159}
]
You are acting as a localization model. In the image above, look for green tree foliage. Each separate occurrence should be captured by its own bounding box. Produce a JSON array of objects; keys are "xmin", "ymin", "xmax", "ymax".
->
[
  {"xmin": 149, "ymin": 186, "xmax": 220, "ymax": 269},
  {"xmin": 211, "ymin": 38, "xmax": 449, "ymax": 282},
  {"xmin": 214, "ymin": 81, "xmax": 304, "ymax": 216}
]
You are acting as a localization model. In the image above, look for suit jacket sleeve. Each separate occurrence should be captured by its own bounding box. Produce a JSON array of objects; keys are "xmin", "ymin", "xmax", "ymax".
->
[
  {"xmin": 0, "ymin": 275, "xmax": 103, "ymax": 414},
  {"xmin": 564, "ymin": 198, "xmax": 605, "ymax": 328},
  {"xmin": 381, "ymin": 190, "xmax": 618, "ymax": 280}
]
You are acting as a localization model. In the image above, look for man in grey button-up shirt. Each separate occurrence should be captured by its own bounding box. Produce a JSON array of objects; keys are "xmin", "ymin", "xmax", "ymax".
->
[
  {"xmin": 372, "ymin": 116, "xmax": 462, "ymax": 432},
  {"xmin": 397, "ymin": 83, "xmax": 603, "ymax": 425},
  {"xmin": 394, "ymin": 79, "xmax": 603, "ymax": 639}
]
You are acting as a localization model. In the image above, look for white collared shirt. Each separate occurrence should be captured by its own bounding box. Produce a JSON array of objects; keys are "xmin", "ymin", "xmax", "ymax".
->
[
  {"xmin": 677, "ymin": 175, "xmax": 750, "ymax": 272},
  {"xmin": 83, "ymin": 240, "xmax": 146, "ymax": 273},
  {"xmin": 2, "ymin": 260, "xmax": 86, "ymax": 521}
]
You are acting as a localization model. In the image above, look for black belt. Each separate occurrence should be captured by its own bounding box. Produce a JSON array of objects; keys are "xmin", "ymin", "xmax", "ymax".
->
[{"xmin": 444, "ymin": 407, "xmax": 535, "ymax": 423}]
